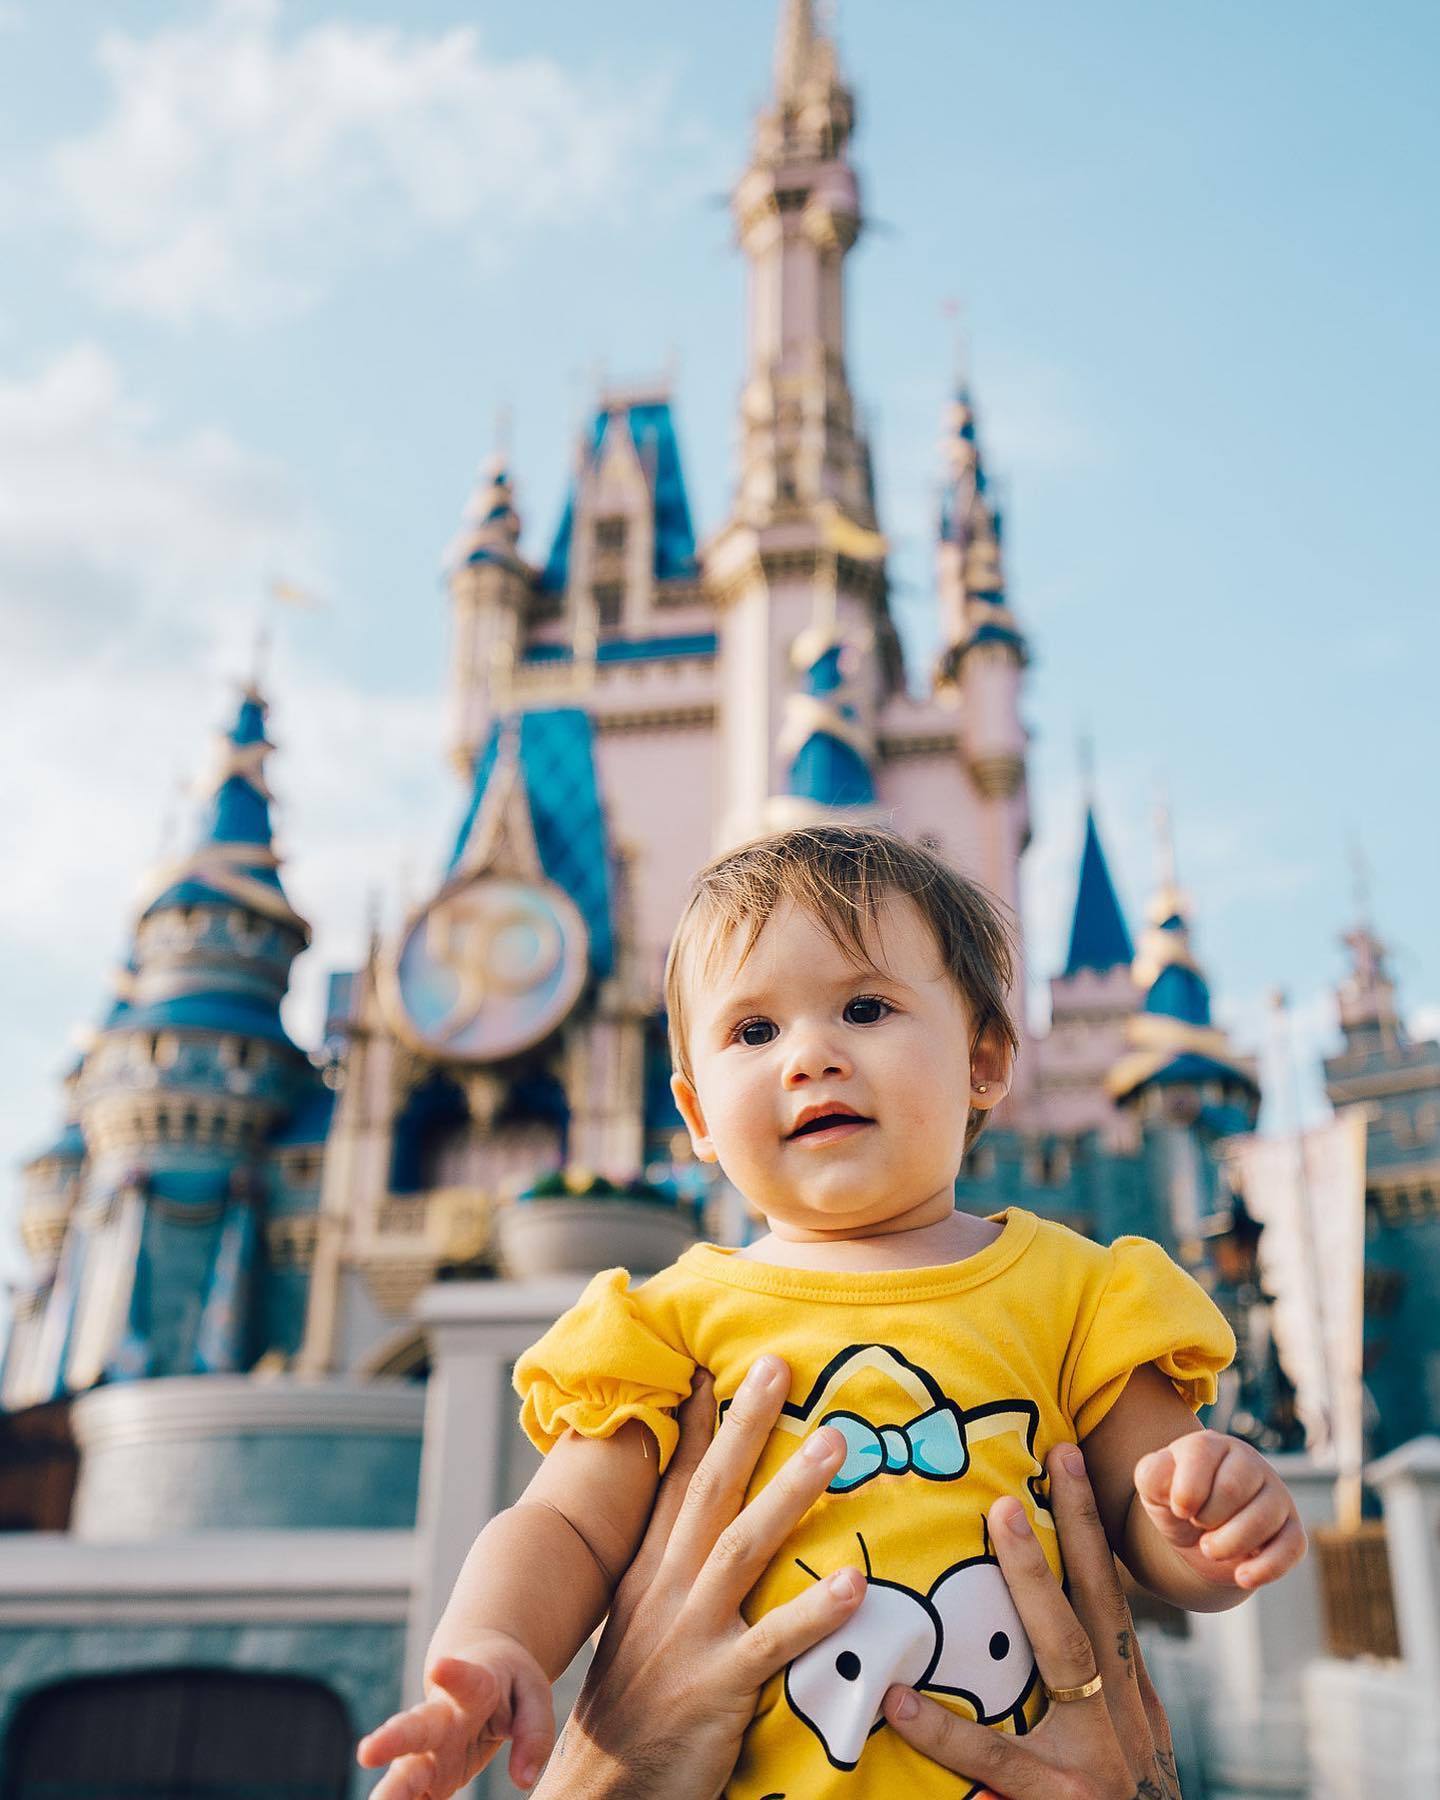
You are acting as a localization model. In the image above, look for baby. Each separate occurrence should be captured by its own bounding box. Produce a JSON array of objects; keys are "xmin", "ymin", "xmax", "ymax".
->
[{"xmin": 360, "ymin": 825, "xmax": 1305, "ymax": 1799}]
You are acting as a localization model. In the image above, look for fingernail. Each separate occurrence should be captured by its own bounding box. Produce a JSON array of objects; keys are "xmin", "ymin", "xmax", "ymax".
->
[
  {"xmin": 1004, "ymin": 1501, "xmax": 1032, "ymax": 1537},
  {"xmin": 741, "ymin": 1355, "xmax": 783, "ymax": 1396},
  {"xmin": 889, "ymin": 1689, "xmax": 919, "ymax": 1721},
  {"xmin": 828, "ymin": 1567, "xmax": 862, "ymax": 1600},
  {"xmin": 1060, "ymin": 1443, "xmax": 1085, "ymax": 1477},
  {"xmin": 804, "ymin": 1426, "xmax": 843, "ymax": 1463}
]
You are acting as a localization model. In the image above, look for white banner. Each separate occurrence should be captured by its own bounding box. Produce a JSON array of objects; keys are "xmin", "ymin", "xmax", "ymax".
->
[{"xmin": 1225, "ymin": 1108, "xmax": 1369, "ymax": 1502}]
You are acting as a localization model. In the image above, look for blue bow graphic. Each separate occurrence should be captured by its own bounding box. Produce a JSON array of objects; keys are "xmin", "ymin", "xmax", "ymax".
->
[{"xmin": 820, "ymin": 1403, "xmax": 969, "ymax": 1494}]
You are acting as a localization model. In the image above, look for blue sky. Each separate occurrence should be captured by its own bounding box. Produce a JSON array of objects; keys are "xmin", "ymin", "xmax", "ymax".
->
[{"xmin": 1, "ymin": 0, "xmax": 1436, "ymax": 1263}]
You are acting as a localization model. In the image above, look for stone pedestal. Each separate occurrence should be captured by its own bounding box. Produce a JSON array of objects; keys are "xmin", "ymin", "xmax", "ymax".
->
[
  {"xmin": 1184, "ymin": 1454, "xmax": 1337, "ymax": 1800},
  {"xmin": 408, "ymin": 1279, "xmax": 587, "ymax": 1799},
  {"xmin": 1367, "ymin": 1434, "xmax": 1440, "ymax": 1685},
  {"xmin": 70, "ymin": 1377, "xmax": 424, "ymax": 1538}
]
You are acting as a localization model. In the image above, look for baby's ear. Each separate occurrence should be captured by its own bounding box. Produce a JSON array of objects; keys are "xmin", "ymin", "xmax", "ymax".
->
[
  {"xmin": 670, "ymin": 1073, "xmax": 719, "ymax": 1163},
  {"xmin": 969, "ymin": 1023, "xmax": 1013, "ymax": 1110}
]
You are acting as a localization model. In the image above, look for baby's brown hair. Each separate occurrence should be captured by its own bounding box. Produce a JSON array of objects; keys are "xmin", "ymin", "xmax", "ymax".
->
[{"xmin": 664, "ymin": 825, "xmax": 1019, "ymax": 1151}]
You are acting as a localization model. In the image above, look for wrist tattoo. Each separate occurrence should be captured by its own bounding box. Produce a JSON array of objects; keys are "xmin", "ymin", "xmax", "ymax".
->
[{"xmin": 1134, "ymin": 1781, "xmax": 1164, "ymax": 1800}]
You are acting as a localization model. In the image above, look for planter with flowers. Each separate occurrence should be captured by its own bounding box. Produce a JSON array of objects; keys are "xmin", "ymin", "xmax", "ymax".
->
[{"xmin": 496, "ymin": 1166, "xmax": 703, "ymax": 1279}]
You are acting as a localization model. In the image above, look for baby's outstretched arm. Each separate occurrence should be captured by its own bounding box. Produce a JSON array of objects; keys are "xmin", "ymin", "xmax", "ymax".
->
[
  {"xmin": 1082, "ymin": 1364, "xmax": 1307, "ymax": 1613},
  {"xmin": 359, "ymin": 1420, "xmax": 661, "ymax": 1796}
]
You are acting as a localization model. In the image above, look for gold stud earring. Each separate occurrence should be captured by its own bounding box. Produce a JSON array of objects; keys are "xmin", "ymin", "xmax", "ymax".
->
[{"xmin": 974, "ymin": 1082, "xmax": 989, "ymax": 1093}]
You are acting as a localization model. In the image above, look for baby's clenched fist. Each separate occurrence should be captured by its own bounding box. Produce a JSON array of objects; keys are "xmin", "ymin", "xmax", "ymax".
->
[
  {"xmin": 358, "ymin": 1633, "xmax": 554, "ymax": 1798},
  {"xmin": 1134, "ymin": 1429, "xmax": 1306, "ymax": 1590}
]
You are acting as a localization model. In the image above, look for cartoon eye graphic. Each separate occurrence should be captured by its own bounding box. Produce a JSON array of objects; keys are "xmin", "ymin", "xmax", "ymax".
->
[
  {"xmin": 785, "ymin": 1538, "xmax": 1039, "ymax": 1770},
  {"xmin": 784, "ymin": 1576, "xmax": 938, "ymax": 1772},
  {"xmin": 927, "ymin": 1558, "xmax": 1037, "ymax": 1723}
]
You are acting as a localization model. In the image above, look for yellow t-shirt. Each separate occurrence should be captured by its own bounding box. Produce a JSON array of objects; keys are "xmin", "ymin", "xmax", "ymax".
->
[{"xmin": 514, "ymin": 1208, "xmax": 1233, "ymax": 1800}]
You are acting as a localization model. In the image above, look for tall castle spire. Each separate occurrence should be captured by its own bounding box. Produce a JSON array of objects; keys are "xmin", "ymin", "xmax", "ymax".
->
[
  {"xmin": 935, "ymin": 384, "xmax": 1028, "ymax": 687},
  {"xmin": 445, "ymin": 450, "xmax": 531, "ymax": 778},
  {"xmin": 729, "ymin": 0, "xmax": 870, "ymax": 529},
  {"xmin": 707, "ymin": 0, "xmax": 899, "ymax": 844}
]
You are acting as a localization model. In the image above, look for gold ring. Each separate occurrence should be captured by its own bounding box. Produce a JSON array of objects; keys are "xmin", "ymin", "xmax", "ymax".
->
[{"xmin": 1044, "ymin": 1672, "xmax": 1104, "ymax": 1704}]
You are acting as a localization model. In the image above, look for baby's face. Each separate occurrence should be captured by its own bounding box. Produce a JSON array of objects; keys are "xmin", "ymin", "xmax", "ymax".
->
[{"xmin": 671, "ymin": 895, "xmax": 1008, "ymax": 1239}]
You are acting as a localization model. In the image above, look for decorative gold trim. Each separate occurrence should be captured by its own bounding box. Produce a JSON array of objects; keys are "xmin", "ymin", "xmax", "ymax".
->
[
  {"xmin": 877, "ymin": 732, "xmax": 961, "ymax": 761},
  {"xmin": 593, "ymin": 704, "xmax": 717, "ymax": 734},
  {"xmin": 969, "ymin": 753, "xmax": 1025, "ymax": 799},
  {"xmin": 359, "ymin": 1254, "xmax": 444, "ymax": 1318}
]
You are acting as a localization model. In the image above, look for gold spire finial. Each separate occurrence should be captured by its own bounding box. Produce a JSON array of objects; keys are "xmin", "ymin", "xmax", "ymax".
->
[
  {"xmin": 775, "ymin": 0, "xmax": 817, "ymax": 98},
  {"xmin": 1349, "ymin": 834, "xmax": 1372, "ymax": 930}
]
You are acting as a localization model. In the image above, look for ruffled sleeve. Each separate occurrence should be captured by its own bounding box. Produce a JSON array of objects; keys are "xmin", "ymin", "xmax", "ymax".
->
[
  {"xmin": 1066, "ymin": 1236, "xmax": 1236, "ymax": 1440},
  {"xmin": 514, "ymin": 1267, "xmax": 696, "ymax": 1470}
]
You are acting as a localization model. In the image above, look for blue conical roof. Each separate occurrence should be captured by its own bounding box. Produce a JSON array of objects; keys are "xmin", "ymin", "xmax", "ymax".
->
[
  {"xmin": 540, "ymin": 399, "xmax": 698, "ymax": 594},
  {"xmin": 1063, "ymin": 809, "xmax": 1134, "ymax": 976},
  {"xmin": 139, "ymin": 687, "xmax": 307, "ymax": 937}
]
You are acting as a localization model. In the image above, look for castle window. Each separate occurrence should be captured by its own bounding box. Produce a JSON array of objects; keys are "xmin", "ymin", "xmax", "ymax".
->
[
  {"xmin": 594, "ymin": 516, "xmax": 627, "ymax": 555},
  {"xmin": 594, "ymin": 583, "xmax": 625, "ymax": 630}
]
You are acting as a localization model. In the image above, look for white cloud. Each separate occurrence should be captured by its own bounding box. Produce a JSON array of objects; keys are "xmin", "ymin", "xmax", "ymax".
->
[
  {"xmin": 0, "ymin": 343, "xmax": 316, "ymax": 666},
  {"xmin": 0, "ymin": 346, "xmax": 454, "ymax": 1243},
  {"xmin": 1409, "ymin": 1004, "xmax": 1440, "ymax": 1045},
  {"xmin": 51, "ymin": 0, "xmax": 671, "ymax": 324}
]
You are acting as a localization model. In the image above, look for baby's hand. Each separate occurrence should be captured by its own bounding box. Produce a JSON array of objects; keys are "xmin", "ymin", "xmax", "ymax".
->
[
  {"xmin": 357, "ymin": 1634, "xmax": 554, "ymax": 1797},
  {"xmin": 1134, "ymin": 1430, "xmax": 1307, "ymax": 1591}
]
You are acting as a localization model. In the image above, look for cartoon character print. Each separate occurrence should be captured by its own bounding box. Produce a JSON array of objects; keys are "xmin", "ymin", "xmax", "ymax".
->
[
  {"xmin": 785, "ymin": 1525, "xmax": 1038, "ymax": 1772},
  {"xmin": 738, "ymin": 1344, "xmax": 1055, "ymax": 1790}
]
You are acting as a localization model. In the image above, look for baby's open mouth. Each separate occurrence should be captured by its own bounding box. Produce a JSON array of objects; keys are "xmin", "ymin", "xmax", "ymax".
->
[{"xmin": 786, "ymin": 1111, "xmax": 874, "ymax": 1141}]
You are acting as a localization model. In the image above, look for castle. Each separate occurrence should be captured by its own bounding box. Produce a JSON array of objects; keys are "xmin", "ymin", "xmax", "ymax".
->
[{"xmin": 2, "ymin": 5, "xmax": 1437, "ymax": 1797}]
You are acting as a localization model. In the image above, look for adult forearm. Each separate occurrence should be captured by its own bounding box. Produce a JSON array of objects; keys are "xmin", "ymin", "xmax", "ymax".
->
[
  {"xmin": 1120, "ymin": 1492, "xmax": 1247, "ymax": 1613},
  {"xmin": 533, "ymin": 1715, "xmax": 732, "ymax": 1800},
  {"xmin": 428, "ymin": 1501, "xmax": 615, "ymax": 1679}
]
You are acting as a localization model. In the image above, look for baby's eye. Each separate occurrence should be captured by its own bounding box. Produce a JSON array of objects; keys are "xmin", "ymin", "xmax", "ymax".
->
[
  {"xmin": 843, "ymin": 995, "xmax": 892, "ymax": 1026},
  {"xmin": 734, "ymin": 1017, "xmax": 777, "ymax": 1047}
]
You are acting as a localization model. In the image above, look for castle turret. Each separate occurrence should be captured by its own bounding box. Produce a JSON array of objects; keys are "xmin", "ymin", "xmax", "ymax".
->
[
  {"xmin": 446, "ymin": 455, "xmax": 532, "ymax": 776},
  {"xmin": 2, "ymin": 686, "xmax": 316, "ymax": 1407},
  {"xmin": 1108, "ymin": 831, "xmax": 1258, "ymax": 1121},
  {"xmin": 707, "ymin": 0, "xmax": 901, "ymax": 845},
  {"xmin": 934, "ymin": 386, "xmax": 1030, "ymax": 914},
  {"xmin": 1034, "ymin": 793, "xmax": 1138, "ymax": 1143},
  {"xmin": 1106, "ymin": 816, "xmax": 1258, "ymax": 1260},
  {"xmin": 1322, "ymin": 887, "xmax": 1440, "ymax": 1453}
]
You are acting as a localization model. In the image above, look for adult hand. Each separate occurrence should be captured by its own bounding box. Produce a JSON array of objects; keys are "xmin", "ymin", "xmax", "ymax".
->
[
  {"xmin": 883, "ymin": 1442, "xmax": 1182, "ymax": 1799},
  {"xmin": 531, "ymin": 1355, "xmax": 862, "ymax": 1800}
]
